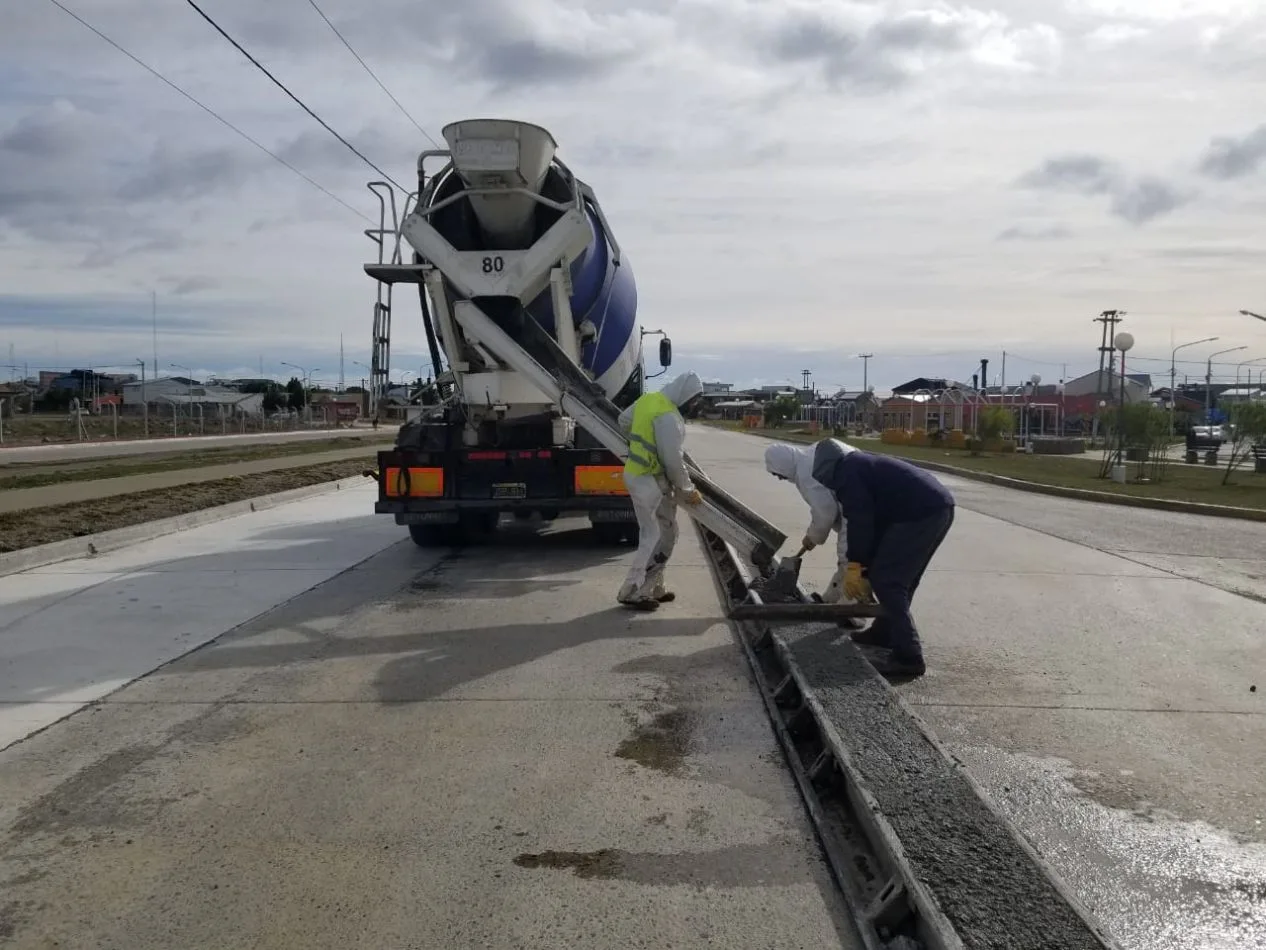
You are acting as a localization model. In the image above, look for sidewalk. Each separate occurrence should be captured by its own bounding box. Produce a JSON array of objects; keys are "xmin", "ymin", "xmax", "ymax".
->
[{"xmin": 0, "ymin": 482, "xmax": 403, "ymax": 750}]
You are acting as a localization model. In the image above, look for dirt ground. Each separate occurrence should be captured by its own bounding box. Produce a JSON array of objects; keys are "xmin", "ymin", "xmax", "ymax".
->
[{"xmin": 0, "ymin": 458, "xmax": 377, "ymax": 553}]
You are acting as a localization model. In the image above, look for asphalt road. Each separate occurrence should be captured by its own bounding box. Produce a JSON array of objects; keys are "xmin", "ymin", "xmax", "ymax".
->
[
  {"xmin": 0, "ymin": 489, "xmax": 860, "ymax": 949},
  {"xmin": 0, "ymin": 427, "xmax": 385, "ymax": 466},
  {"xmin": 686, "ymin": 425, "xmax": 1266, "ymax": 950}
]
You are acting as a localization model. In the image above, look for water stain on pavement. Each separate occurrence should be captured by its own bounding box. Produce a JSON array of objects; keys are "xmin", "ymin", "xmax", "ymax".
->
[
  {"xmin": 615, "ymin": 708, "xmax": 692, "ymax": 774},
  {"xmin": 513, "ymin": 841, "xmax": 819, "ymax": 889}
]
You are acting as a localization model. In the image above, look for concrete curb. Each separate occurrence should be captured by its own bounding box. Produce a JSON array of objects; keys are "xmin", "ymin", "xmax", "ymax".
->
[
  {"xmin": 0, "ymin": 474, "xmax": 370, "ymax": 578},
  {"xmin": 720, "ymin": 426, "xmax": 1266, "ymax": 523}
]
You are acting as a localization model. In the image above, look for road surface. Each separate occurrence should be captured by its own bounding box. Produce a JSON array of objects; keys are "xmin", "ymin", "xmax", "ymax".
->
[
  {"xmin": 0, "ymin": 427, "xmax": 385, "ymax": 466},
  {"xmin": 0, "ymin": 482, "xmax": 858, "ymax": 949},
  {"xmin": 687, "ymin": 425, "xmax": 1266, "ymax": 950}
]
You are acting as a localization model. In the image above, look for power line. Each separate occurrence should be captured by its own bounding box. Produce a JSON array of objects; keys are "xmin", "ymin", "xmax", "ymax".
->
[
  {"xmin": 303, "ymin": 0, "xmax": 441, "ymax": 149},
  {"xmin": 183, "ymin": 0, "xmax": 407, "ymax": 193},
  {"xmin": 44, "ymin": 0, "xmax": 370, "ymax": 223}
]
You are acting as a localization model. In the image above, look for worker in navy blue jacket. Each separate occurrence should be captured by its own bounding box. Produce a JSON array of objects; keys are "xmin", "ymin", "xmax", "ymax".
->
[{"xmin": 810, "ymin": 440, "xmax": 955, "ymax": 678}]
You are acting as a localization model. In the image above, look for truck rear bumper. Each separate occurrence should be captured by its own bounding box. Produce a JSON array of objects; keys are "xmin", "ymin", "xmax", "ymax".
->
[{"xmin": 376, "ymin": 498, "xmax": 635, "ymax": 526}]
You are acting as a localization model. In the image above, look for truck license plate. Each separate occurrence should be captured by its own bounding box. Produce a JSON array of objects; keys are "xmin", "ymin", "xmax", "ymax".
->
[{"xmin": 492, "ymin": 482, "xmax": 527, "ymax": 499}]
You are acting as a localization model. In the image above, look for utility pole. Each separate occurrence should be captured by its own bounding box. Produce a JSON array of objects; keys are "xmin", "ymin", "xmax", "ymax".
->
[
  {"xmin": 858, "ymin": 354, "xmax": 872, "ymax": 392},
  {"xmin": 1093, "ymin": 310, "xmax": 1125, "ymax": 395},
  {"xmin": 801, "ymin": 368, "xmax": 811, "ymax": 393}
]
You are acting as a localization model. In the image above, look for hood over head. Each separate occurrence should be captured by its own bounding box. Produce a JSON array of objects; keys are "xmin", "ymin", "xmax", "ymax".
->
[
  {"xmin": 659, "ymin": 371, "xmax": 704, "ymax": 408},
  {"xmin": 764, "ymin": 443, "xmax": 805, "ymax": 479}
]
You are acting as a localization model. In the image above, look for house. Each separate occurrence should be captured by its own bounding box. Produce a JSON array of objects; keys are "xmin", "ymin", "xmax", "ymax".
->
[
  {"xmin": 121, "ymin": 377, "xmax": 264, "ymax": 416},
  {"xmin": 824, "ymin": 390, "xmax": 881, "ymax": 428},
  {"xmin": 891, "ymin": 377, "xmax": 975, "ymax": 395}
]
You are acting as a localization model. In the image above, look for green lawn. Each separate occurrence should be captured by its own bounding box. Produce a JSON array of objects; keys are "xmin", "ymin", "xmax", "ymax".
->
[{"xmin": 703, "ymin": 421, "xmax": 1266, "ymax": 512}]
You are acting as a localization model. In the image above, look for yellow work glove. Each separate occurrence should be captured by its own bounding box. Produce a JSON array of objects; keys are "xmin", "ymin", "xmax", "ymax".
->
[
  {"xmin": 842, "ymin": 562, "xmax": 871, "ymax": 601},
  {"xmin": 682, "ymin": 488, "xmax": 703, "ymax": 506},
  {"xmin": 800, "ymin": 536, "xmax": 818, "ymax": 551}
]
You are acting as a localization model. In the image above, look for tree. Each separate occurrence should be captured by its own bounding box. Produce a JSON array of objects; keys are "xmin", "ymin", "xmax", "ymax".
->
[
  {"xmin": 969, "ymin": 406, "xmax": 1013, "ymax": 455},
  {"xmin": 261, "ymin": 390, "xmax": 282, "ymax": 413},
  {"xmin": 763, "ymin": 394, "xmax": 801, "ymax": 428},
  {"xmin": 1220, "ymin": 401, "xmax": 1266, "ymax": 485},
  {"xmin": 284, "ymin": 376, "xmax": 306, "ymax": 409}
]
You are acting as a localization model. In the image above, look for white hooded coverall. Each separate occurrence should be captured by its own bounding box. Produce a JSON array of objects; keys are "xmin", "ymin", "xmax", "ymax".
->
[
  {"xmin": 763, "ymin": 439, "xmax": 856, "ymax": 603},
  {"xmin": 616, "ymin": 372, "xmax": 704, "ymax": 603}
]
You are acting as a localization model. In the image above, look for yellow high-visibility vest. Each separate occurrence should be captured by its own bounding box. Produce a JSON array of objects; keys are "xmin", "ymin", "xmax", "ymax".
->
[{"xmin": 624, "ymin": 391, "xmax": 676, "ymax": 477}]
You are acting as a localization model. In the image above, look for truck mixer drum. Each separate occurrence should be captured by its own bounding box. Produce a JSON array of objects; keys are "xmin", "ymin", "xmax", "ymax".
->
[{"xmin": 361, "ymin": 118, "xmax": 784, "ymax": 565}]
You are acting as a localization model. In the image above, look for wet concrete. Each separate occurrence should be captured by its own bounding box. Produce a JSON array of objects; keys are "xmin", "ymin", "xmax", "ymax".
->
[
  {"xmin": 0, "ymin": 517, "xmax": 861, "ymax": 949},
  {"xmin": 686, "ymin": 425, "xmax": 1266, "ymax": 950},
  {"xmin": 786, "ymin": 626, "xmax": 1109, "ymax": 950}
]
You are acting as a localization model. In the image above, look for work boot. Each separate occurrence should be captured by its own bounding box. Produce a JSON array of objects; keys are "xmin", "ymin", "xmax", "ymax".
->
[
  {"xmin": 619, "ymin": 597, "xmax": 660, "ymax": 612},
  {"xmin": 868, "ymin": 652, "xmax": 926, "ymax": 679},
  {"xmin": 849, "ymin": 623, "xmax": 889, "ymax": 648},
  {"xmin": 651, "ymin": 584, "xmax": 676, "ymax": 603}
]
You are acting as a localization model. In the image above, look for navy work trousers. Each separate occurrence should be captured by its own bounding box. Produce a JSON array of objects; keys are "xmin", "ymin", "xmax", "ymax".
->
[{"xmin": 867, "ymin": 505, "xmax": 955, "ymax": 660}]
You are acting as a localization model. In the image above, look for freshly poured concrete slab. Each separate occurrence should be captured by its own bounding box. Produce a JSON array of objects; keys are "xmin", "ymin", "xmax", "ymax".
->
[
  {"xmin": 0, "ymin": 427, "xmax": 384, "ymax": 465},
  {"xmin": 0, "ymin": 519, "xmax": 861, "ymax": 949},
  {"xmin": 685, "ymin": 425, "xmax": 1266, "ymax": 950},
  {"xmin": 0, "ymin": 481, "xmax": 405, "ymax": 750}
]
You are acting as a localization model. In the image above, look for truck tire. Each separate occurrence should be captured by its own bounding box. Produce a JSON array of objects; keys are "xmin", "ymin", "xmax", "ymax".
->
[
  {"xmin": 593, "ymin": 522, "xmax": 637, "ymax": 546},
  {"xmin": 408, "ymin": 513, "xmax": 497, "ymax": 548},
  {"xmin": 408, "ymin": 524, "xmax": 452, "ymax": 547}
]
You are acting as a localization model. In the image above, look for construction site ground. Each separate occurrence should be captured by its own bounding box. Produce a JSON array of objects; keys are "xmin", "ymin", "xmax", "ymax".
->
[
  {"xmin": 0, "ymin": 426, "xmax": 387, "ymax": 465},
  {"xmin": 0, "ymin": 439, "xmax": 393, "ymax": 553},
  {"xmin": 0, "ymin": 425, "xmax": 1262, "ymax": 949}
]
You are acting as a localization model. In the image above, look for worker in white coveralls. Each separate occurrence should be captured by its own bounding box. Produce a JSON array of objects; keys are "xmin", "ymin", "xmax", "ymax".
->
[
  {"xmin": 763, "ymin": 439, "xmax": 863, "ymax": 624},
  {"xmin": 616, "ymin": 371, "xmax": 706, "ymax": 611}
]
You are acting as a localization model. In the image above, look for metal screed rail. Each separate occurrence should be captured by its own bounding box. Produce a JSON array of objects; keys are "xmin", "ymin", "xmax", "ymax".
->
[{"xmin": 694, "ymin": 519, "xmax": 1122, "ymax": 950}]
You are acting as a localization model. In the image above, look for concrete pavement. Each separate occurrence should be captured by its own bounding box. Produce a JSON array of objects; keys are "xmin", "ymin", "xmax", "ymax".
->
[
  {"xmin": 0, "ymin": 427, "xmax": 385, "ymax": 466},
  {"xmin": 0, "ymin": 482, "xmax": 402, "ymax": 750},
  {"xmin": 686, "ymin": 425, "xmax": 1266, "ymax": 950},
  {"xmin": 0, "ymin": 485, "xmax": 860, "ymax": 948},
  {"xmin": 0, "ymin": 445, "xmax": 382, "ymax": 513}
]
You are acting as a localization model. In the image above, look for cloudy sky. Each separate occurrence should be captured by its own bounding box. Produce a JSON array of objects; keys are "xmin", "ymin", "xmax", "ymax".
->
[{"xmin": 3, "ymin": 0, "xmax": 1266, "ymax": 393}]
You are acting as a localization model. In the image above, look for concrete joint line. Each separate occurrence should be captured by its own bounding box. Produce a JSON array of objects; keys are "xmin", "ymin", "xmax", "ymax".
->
[{"xmin": 0, "ymin": 475, "xmax": 366, "ymax": 578}]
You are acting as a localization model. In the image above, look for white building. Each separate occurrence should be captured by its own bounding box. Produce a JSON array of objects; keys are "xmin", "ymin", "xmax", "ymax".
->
[{"xmin": 121, "ymin": 378, "xmax": 264, "ymax": 416}]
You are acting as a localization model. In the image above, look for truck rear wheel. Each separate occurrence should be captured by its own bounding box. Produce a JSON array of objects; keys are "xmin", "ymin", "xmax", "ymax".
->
[
  {"xmin": 407, "ymin": 513, "xmax": 498, "ymax": 548},
  {"xmin": 408, "ymin": 524, "xmax": 452, "ymax": 547},
  {"xmin": 593, "ymin": 523, "xmax": 638, "ymax": 546}
]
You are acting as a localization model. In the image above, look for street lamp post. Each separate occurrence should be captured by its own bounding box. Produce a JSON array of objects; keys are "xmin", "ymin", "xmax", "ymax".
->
[
  {"xmin": 1239, "ymin": 309, "xmax": 1266, "ymax": 324},
  {"xmin": 1235, "ymin": 356, "xmax": 1266, "ymax": 393},
  {"xmin": 1113, "ymin": 332, "xmax": 1134, "ymax": 481},
  {"xmin": 1206, "ymin": 346, "xmax": 1247, "ymax": 423},
  {"xmin": 1170, "ymin": 336, "xmax": 1218, "ymax": 435},
  {"xmin": 281, "ymin": 361, "xmax": 318, "ymax": 423}
]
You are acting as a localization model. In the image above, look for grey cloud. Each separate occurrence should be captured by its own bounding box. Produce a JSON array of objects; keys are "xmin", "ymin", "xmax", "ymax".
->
[
  {"xmin": 1016, "ymin": 155, "xmax": 1121, "ymax": 195},
  {"xmin": 766, "ymin": 10, "xmax": 972, "ymax": 90},
  {"xmin": 1197, "ymin": 124, "xmax": 1266, "ymax": 180},
  {"xmin": 996, "ymin": 223, "xmax": 1071, "ymax": 241},
  {"xmin": 1016, "ymin": 154, "xmax": 1187, "ymax": 225},
  {"xmin": 1109, "ymin": 177, "xmax": 1187, "ymax": 225},
  {"xmin": 168, "ymin": 276, "xmax": 220, "ymax": 296},
  {"xmin": 117, "ymin": 143, "xmax": 260, "ymax": 202}
]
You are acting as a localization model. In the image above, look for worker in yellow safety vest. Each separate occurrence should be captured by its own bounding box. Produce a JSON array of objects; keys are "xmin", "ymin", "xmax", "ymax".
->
[{"xmin": 615, "ymin": 371, "xmax": 705, "ymax": 611}]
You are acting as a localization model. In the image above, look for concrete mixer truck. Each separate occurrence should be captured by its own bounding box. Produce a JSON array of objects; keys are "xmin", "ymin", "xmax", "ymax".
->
[
  {"xmin": 362, "ymin": 118, "xmax": 672, "ymax": 547},
  {"xmin": 361, "ymin": 118, "xmax": 784, "ymax": 566}
]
